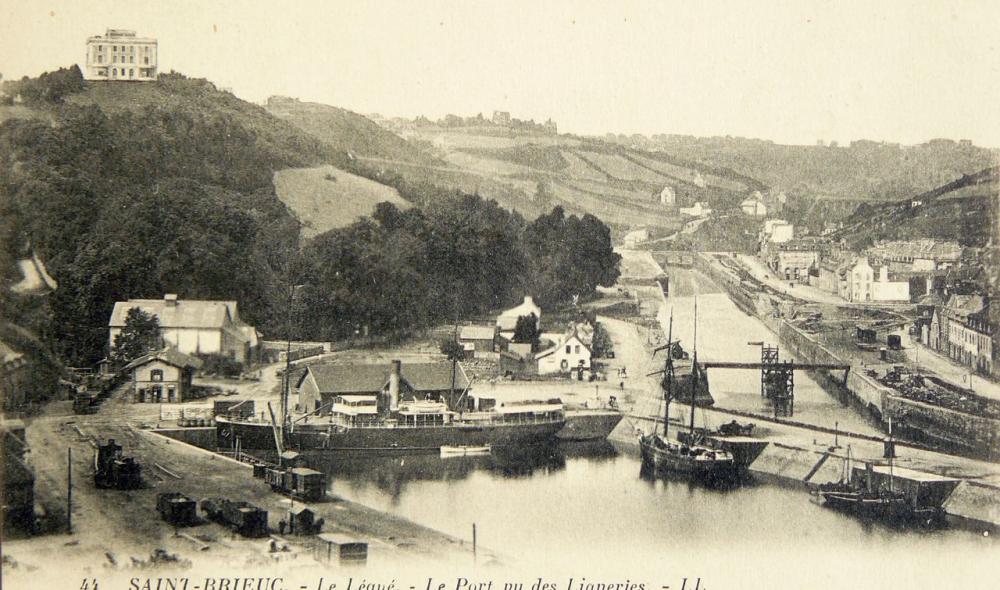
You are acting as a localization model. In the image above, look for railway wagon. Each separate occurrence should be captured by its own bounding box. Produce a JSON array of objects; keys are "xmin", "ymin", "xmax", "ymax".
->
[
  {"xmin": 157, "ymin": 492, "xmax": 197, "ymax": 526},
  {"xmin": 200, "ymin": 497, "xmax": 268, "ymax": 537},
  {"xmin": 263, "ymin": 466, "xmax": 327, "ymax": 502},
  {"xmin": 73, "ymin": 392, "xmax": 100, "ymax": 414},
  {"xmin": 94, "ymin": 439, "xmax": 142, "ymax": 489}
]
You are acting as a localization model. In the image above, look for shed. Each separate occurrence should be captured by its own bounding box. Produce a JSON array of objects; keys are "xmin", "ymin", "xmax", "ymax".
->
[
  {"xmin": 288, "ymin": 505, "xmax": 317, "ymax": 534},
  {"xmin": 315, "ymin": 533, "xmax": 368, "ymax": 564},
  {"xmin": 458, "ymin": 325, "xmax": 497, "ymax": 353},
  {"xmin": 280, "ymin": 450, "xmax": 305, "ymax": 467},
  {"xmin": 157, "ymin": 492, "xmax": 197, "ymax": 526},
  {"xmin": 856, "ymin": 327, "xmax": 877, "ymax": 343}
]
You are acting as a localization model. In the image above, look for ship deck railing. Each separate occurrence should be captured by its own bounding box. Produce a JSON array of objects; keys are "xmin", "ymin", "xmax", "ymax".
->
[
  {"xmin": 288, "ymin": 413, "xmax": 565, "ymax": 429},
  {"xmin": 224, "ymin": 412, "xmax": 564, "ymax": 430}
]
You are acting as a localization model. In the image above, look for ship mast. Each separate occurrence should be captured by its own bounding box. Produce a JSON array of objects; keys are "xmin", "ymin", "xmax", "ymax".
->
[
  {"xmin": 690, "ymin": 298, "xmax": 698, "ymax": 437},
  {"xmin": 888, "ymin": 416, "xmax": 894, "ymax": 494},
  {"xmin": 662, "ymin": 312, "xmax": 674, "ymax": 439}
]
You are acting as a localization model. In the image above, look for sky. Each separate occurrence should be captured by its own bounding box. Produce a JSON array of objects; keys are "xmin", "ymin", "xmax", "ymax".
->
[{"xmin": 2, "ymin": 0, "xmax": 999, "ymax": 147}]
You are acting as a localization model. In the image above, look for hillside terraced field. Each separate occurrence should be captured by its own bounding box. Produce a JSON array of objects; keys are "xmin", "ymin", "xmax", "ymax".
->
[
  {"xmin": 364, "ymin": 126, "xmax": 756, "ymax": 229},
  {"xmin": 273, "ymin": 165, "xmax": 409, "ymax": 239}
]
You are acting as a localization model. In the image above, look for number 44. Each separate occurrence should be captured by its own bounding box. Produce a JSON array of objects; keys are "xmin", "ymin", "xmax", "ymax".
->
[{"xmin": 80, "ymin": 579, "xmax": 99, "ymax": 590}]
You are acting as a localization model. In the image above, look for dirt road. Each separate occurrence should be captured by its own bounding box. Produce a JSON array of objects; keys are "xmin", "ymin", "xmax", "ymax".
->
[{"xmin": 5, "ymin": 385, "xmax": 474, "ymax": 585}]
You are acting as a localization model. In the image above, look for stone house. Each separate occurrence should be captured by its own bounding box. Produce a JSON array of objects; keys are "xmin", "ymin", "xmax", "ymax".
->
[{"xmin": 124, "ymin": 348, "xmax": 203, "ymax": 403}]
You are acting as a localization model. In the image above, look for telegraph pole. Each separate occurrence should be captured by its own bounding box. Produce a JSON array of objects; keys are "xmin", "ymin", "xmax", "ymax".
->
[{"xmin": 67, "ymin": 448, "xmax": 72, "ymax": 534}]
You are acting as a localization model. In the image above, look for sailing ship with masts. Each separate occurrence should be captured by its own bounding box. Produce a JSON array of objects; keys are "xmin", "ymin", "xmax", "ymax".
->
[{"xmin": 638, "ymin": 303, "xmax": 736, "ymax": 481}]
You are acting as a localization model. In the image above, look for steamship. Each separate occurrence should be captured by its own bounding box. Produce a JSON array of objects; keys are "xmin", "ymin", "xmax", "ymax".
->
[{"xmin": 216, "ymin": 359, "xmax": 566, "ymax": 452}]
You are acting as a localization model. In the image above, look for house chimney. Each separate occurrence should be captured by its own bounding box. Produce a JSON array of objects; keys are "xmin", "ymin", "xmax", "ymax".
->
[
  {"xmin": 388, "ymin": 359, "xmax": 401, "ymax": 411},
  {"xmin": 164, "ymin": 293, "xmax": 179, "ymax": 307}
]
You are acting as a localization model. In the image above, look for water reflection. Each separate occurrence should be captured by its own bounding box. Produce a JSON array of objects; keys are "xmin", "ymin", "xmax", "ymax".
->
[
  {"xmin": 637, "ymin": 460, "xmax": 750, "ymax": 493},
  {"xmin": 294, "ymin": 441, "xmax": 619, "ymax": 502},
  {"xmin": 272, "ymin": 439, "xmax": 988, "ymax": 572}
]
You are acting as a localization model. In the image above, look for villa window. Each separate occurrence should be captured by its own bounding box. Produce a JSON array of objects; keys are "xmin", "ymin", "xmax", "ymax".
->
[{"xmin": 151, "ymin": 369, "xmax": 163, "ymax": 382}]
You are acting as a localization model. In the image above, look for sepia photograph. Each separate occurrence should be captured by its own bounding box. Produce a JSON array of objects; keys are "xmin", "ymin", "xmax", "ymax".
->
[{"xmin": 1, "ymin": 2, "xmax": 998, "ymax": 589}]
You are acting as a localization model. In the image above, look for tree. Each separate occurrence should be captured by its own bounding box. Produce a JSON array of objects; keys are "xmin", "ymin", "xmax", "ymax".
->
[
  {"xmin": 440, "ymin": 338, "xmax": 465, "ymax": 361},
  {"xmin": 512, "ymin": 313, "xmax": 540, "ymax": 350},
  {"xmin": 111, "ymin": 308, "xmax": 162, "ymax": 367},
  {"xmin": 591, "ymin": 322, "xmax": 613, "ymax": 358}
]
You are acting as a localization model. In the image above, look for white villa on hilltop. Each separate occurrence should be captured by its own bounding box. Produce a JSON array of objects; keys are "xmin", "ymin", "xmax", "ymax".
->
[{"xmin": 84, "ymin": 29, "xmax": 158, "ymax": 81}]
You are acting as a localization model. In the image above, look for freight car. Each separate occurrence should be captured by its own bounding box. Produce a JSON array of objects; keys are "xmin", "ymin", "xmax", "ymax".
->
[
  {"xmin": 200, "ymin": 497, "xmax": 269, "ymax": 537},
  {"xmin": 94, "ymin": 439, "xmax": 142, "ymax": 489},
  {"xmin": 157, "ymin": 492, "xmax": 197, "ymax": 526},
  {"xmin": 73, "ymin": 392, "xmax": 100, "ymax": 414},
  {"xmin": 263, "ymin": 466, "xmax": 327, "ymax": 502}
]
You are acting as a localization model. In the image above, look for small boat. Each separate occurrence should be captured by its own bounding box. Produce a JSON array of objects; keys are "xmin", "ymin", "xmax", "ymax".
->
[
  {"xmin": 440, "ymin": 444, "xmax": 491, "ymax": 457},
  {"xmin": 815, "ymin": 425, "xmax": 941, "ymax": 525}
]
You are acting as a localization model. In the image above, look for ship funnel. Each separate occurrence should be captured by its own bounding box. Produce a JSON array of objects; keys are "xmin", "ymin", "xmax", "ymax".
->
[{"xmin": 388, "ymin": 359, "xmax": 401, "ymax": 411}]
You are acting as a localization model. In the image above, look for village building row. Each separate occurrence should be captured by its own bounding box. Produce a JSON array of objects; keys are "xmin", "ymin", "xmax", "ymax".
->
[
  {"xmin": 918, "ymin": 295, "xmax": 996, "ymax": 377},
  {"xmin": 456, "ymin": 295, "xmax": 595, "ymax": 379}
]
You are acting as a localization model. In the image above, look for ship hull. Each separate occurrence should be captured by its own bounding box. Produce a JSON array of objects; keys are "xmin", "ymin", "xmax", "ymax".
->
[
  {"xmin": 819, "ymin": 491, "xmax": 912, "ymax": 520},
  {"xmin": 557, "ymin": 409, "xmax": 624, "ymax": 441},
  {"xmin": 217, "ymin": 417, "xmax": 565, "ymax": 452},
  {"xmin": 639, "ymin": 435, "xmax": 737, "ymax": 480},
  {"xmin": 677, "ymin": 431, "xmax": 768, "ymax": 469}
]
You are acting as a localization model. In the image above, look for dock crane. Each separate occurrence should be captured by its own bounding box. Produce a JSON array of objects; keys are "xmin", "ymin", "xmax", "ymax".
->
[{"xmin": 697, "ymin": 341, "xmax": 851, "ymax": 417}]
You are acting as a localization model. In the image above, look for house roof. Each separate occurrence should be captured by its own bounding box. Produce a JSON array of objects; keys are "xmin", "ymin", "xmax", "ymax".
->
[
  {"xmin": 945, "ymin": 294, "xmax": 985, "ymax": 317},
  {"xmin": 536, "ymin": 328, "xmax": 592, "ymax": 360},
  {"xmin": 302, "ymin": 362, "xmax": 470, "ymax": 395},
  {"xmin": 867, "ymin": 239, "xmax": 962, "ymax": 262},
  {"xmin": 109, "ymin": 297, "xmax": 237, "ymax": 329},
  {"xmin": 917, "ymin": 293, "xmax": 945, "ymax": 306},
  {"xmin": 459, "ymin": 325, "xmax": 495, "ymax": 341},
  {"xmin": 124, "ymin": 348, "xmax": 204, "ymax": 371},
  {"xmin": 0, "ymin": 339, "xmax": 25, "ymax": 369},
  {"xmin": 497, "ymin": 296, "xmax": 541, "ymax": 323}
]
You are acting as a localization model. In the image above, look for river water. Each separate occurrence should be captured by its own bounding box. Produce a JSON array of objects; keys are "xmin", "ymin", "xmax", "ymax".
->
[
  {"xmin": 314, "ymin": 442, "xmax": 992, "ymax": 584},
  {"xmin": 305, "ymin": 284, "xmax": 993, "ymax": 585}
]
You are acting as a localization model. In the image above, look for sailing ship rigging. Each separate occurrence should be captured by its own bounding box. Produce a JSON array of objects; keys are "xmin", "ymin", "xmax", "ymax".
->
[{"xmin": 639, "ymin": 301, "xmax": 736, "ymax": 481}]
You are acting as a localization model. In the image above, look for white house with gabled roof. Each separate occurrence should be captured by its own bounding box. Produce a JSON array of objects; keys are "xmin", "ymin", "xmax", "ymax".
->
[{"xmin": 536, "ymin": 327, "xmax": 592, "ymax": 375}]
